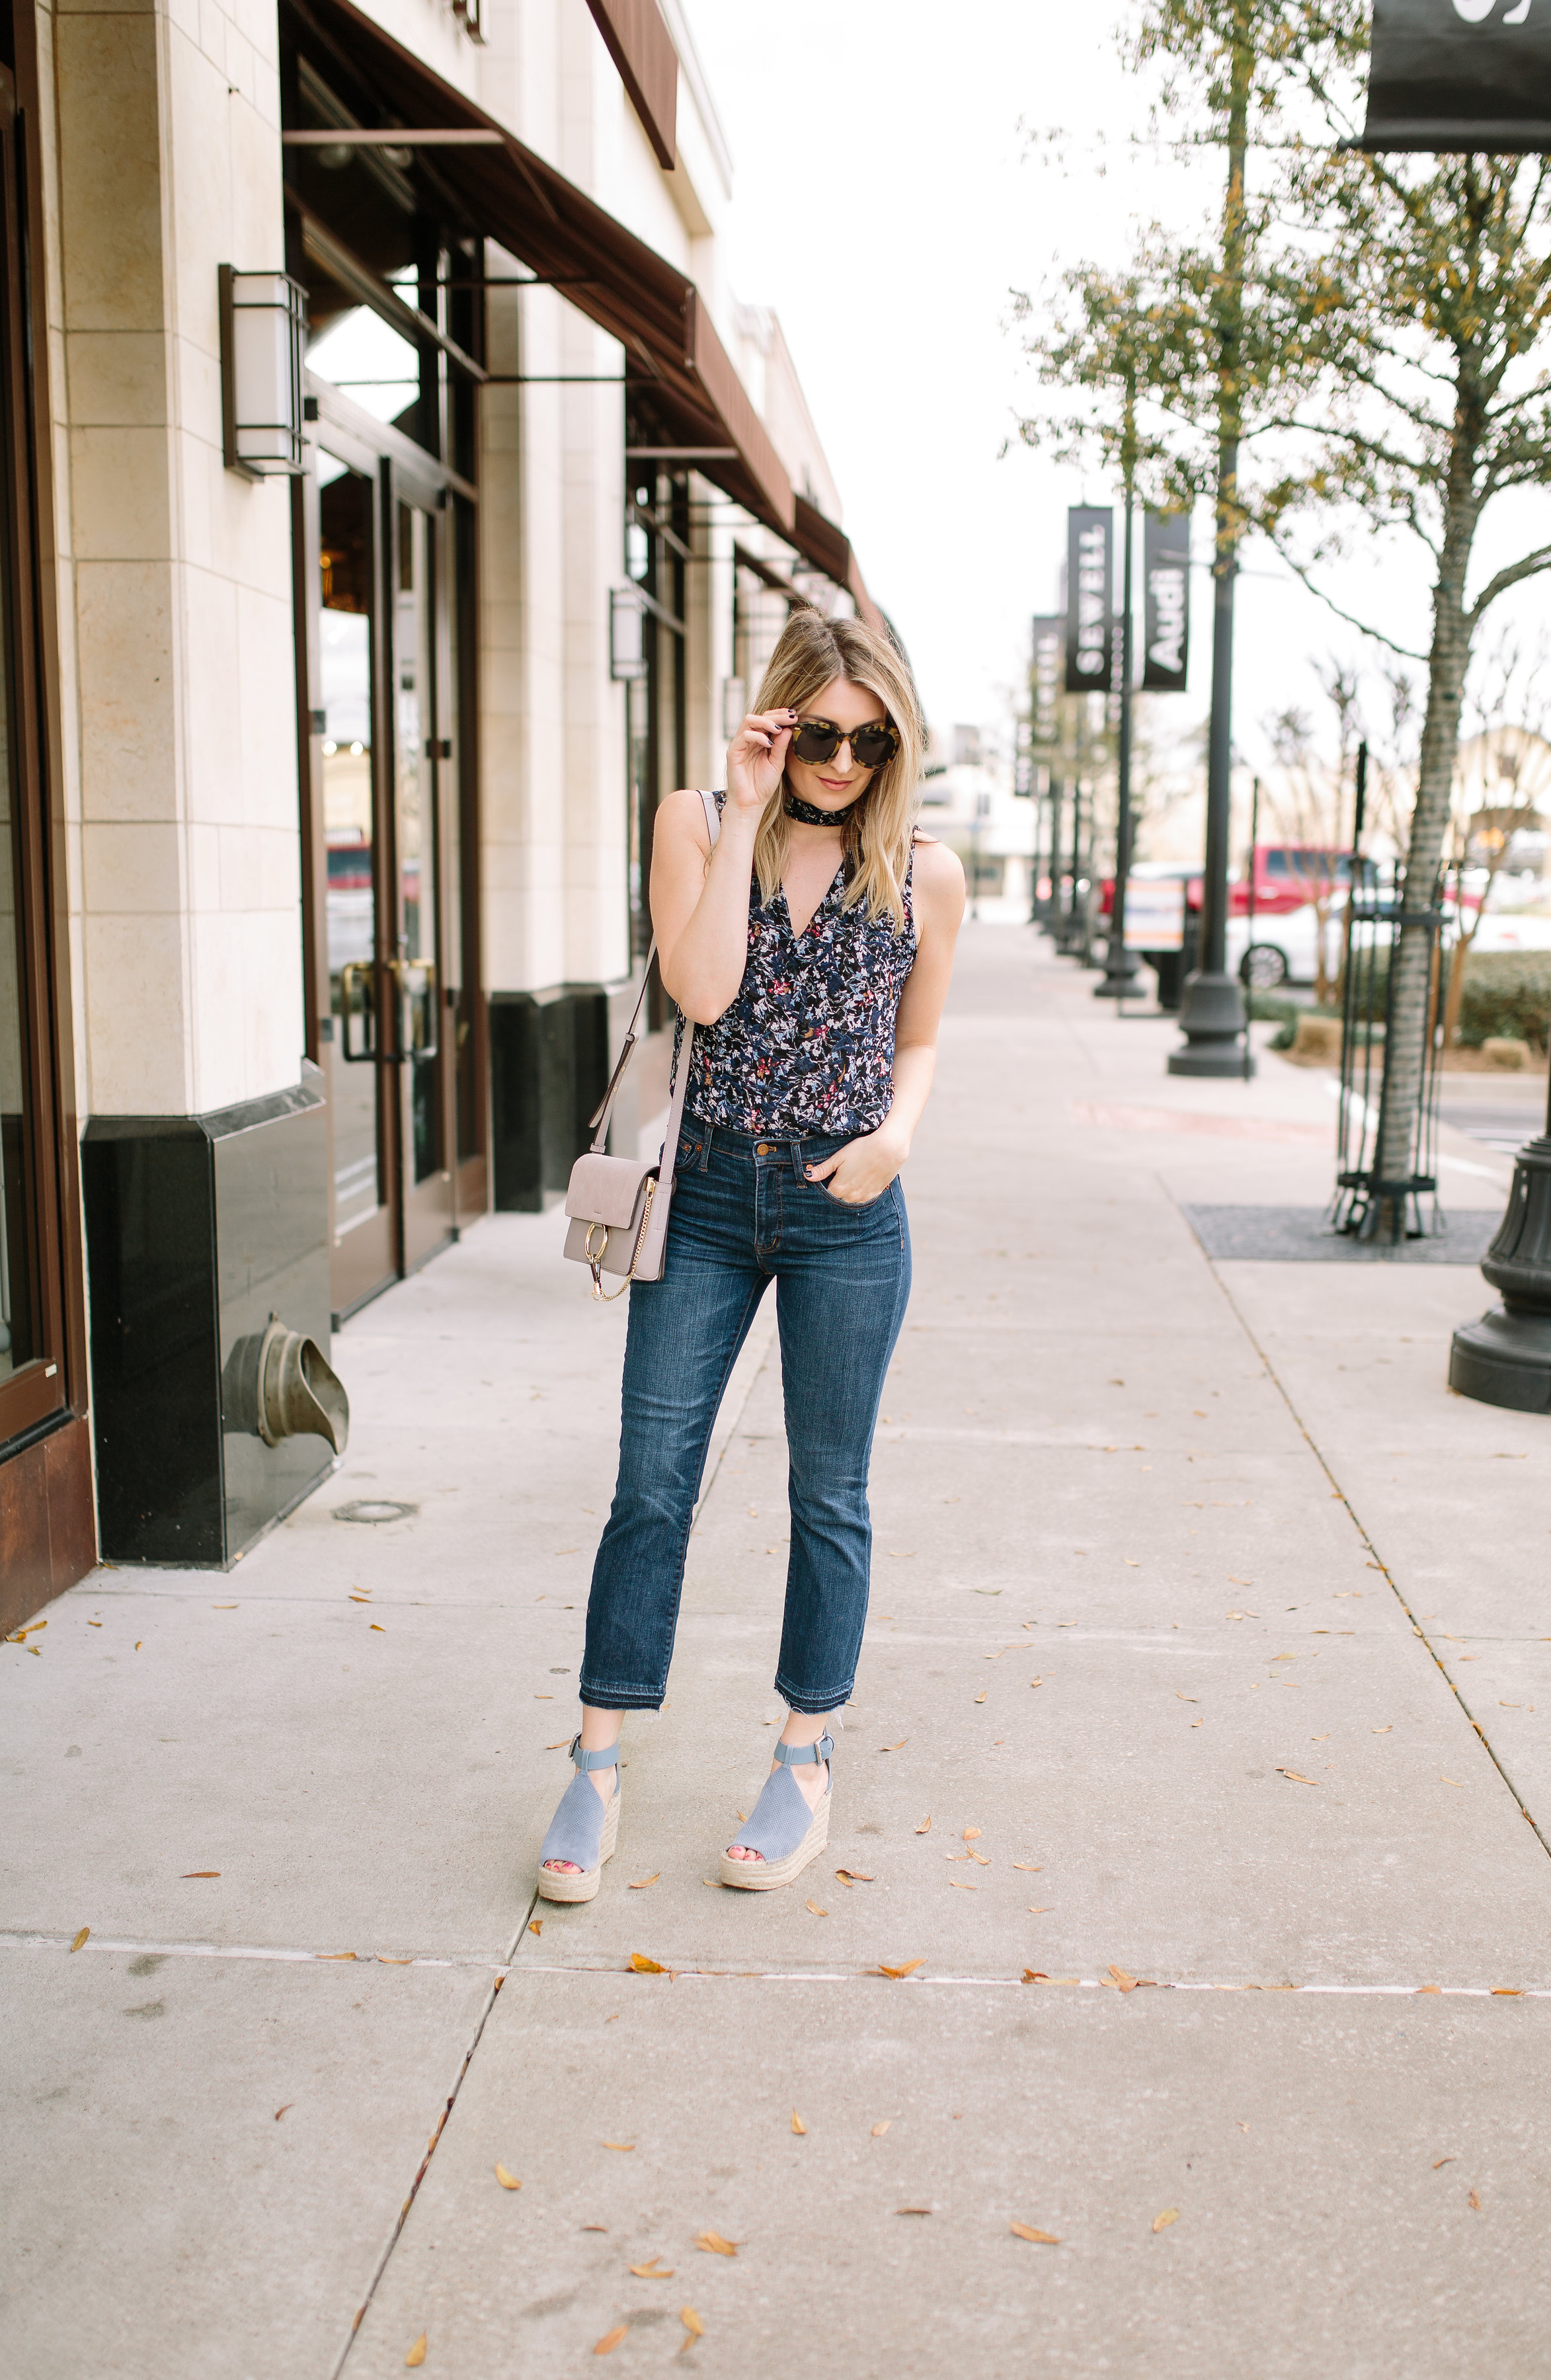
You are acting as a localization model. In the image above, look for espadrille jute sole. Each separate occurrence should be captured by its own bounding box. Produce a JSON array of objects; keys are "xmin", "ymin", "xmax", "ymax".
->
[
  {"xmin": 536, "ymin": 1784, "xmax": 621, "ymax": 1903},
  {"xmin": 719, "ymin": 1794, "xmax": 830, "ymax": 1891}
]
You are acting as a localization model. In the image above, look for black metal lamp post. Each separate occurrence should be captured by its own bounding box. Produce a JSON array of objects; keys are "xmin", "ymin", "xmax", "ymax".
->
[
  {"xmin": 1449, "ymin": 1070, "xmax": 1551, "ymax": 1409},
  {"xmin": 1041, "ymin": 772, "xmax": 1064, "ymax": 934},
  {"xmin": 1097, "ymin": 477, "xmax": 1142, "ymax": 998},
  {"xmin": 1167, "ymin": 460, "xmax": 1252, "ymax": 1074},
  {"xmin": 1168, "ymin": 48, "xmax": 1252, "ymax": 1080}
]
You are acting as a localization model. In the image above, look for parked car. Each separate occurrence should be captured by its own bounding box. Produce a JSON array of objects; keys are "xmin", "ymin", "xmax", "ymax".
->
[{"xmin": 1101, "ymin": 846, "xmax": 1376, "ymax": 990}]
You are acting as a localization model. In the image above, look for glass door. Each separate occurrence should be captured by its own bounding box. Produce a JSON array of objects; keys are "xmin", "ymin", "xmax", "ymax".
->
[
  {"xmin": 302, "ymin": 397, "xmax": 475, "ymax": 1318},
  {"xmin": 390, "ymin": 488, "xmax": 453, "ymax": 1270},
  {"xmin": 317, "ymin": 449, "xmax": 396, "ymax": 1316}
]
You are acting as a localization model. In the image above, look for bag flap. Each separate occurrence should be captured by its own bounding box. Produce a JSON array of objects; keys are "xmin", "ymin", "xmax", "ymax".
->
[{"xmin": 565, "ymin": 1151, "xmax": 656, "ymax": 1228}]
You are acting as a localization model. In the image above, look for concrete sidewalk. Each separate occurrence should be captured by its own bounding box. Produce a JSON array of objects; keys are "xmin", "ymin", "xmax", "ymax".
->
[{"xmin": 5, "ymin": 926, "xmax": 1548, "ymax": 2378}]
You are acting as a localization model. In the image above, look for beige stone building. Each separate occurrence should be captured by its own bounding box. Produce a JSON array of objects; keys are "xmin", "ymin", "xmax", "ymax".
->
[{"xmin": 1, "ymin": 0, "xmax": 887, "ymax": 1618}]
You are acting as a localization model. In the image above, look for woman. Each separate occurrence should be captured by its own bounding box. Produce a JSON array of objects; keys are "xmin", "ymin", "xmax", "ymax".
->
[{"xmin": 538, "ymin": 604, "xmax": 965, "ymax": 1899}]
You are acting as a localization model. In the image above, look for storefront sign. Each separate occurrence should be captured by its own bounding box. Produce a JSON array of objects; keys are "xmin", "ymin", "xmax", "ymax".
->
[
  {"xmin": 1065, "ymin": 508, "xmax": 1113, "ymax": 694},
  {"xmin": 1030, "ymin": 614, "xmax": 1064, "ymax": 749},
  {"xmin": 1142, "ymin": 510, "xmax": 1190, "ymax": 692},
  {"xmin": 1361, "ymin": 0, "xmax": 1551, "ymax": 151},
  {"xmin": 1124, "ymin": 877, "xmax": 1187, "ymax": 951}
]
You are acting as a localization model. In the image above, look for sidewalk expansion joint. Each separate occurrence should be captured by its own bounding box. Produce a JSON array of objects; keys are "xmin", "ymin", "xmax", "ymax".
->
[
  {"xmin": 7, "ymin": 1932, "xmax": 1545, "ymax": 1997},
  {"xmin": 1181, "ymin": 1189, "xmax": 1551, "ymax": 1870},
  {"xmin": 329, "ymin": 1888, "xmax": 541, "ymax": 2380}
]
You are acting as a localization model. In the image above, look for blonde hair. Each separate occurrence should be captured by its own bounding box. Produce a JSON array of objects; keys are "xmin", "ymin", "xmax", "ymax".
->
[{"xmin": 750, "ymin": 604, "xmax": 925, "ymax": 931}]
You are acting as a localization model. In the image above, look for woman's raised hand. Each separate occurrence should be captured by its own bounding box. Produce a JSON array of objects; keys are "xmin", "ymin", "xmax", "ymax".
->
[{"xmin": 726, "ymin": 709, "xmax": 797, "ymax": 818}]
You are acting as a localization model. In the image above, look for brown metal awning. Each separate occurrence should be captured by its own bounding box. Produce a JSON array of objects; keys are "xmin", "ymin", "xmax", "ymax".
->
[{"xmin": 284, "ymin": 0, "xmax": 794, "ymax": 537}]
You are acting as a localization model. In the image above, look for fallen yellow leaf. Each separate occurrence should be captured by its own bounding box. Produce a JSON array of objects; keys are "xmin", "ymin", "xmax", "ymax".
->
[
  {"xmin": 949, "ymin": 1879, "xmax": 977, "ymax": 1891},
  {"xmin": 791, "ymin": 2110, "xmax": 807, "ymax": 2134},
  {"xmin": 974, "ymin": 1690, "xmax": 987, "ymax": 1703},
  {"xmin": 1441, "ymin": 1776, "xmax": 1463, "ymax": 1788},
  {"xmin": 1012, "ymin": 1862, "xmax": 1041, "ymax": 1872},
  {"xmin": 871, "ymin": 2120, "xmax": 892, "ymax": 2137},
  {"xmin": 1372, "ymin": 1725, "xmax": 1392, "ymax": 1733},
  {"xmin": 69, "ymin": 1926, "xmax": 89, "ymax": 1953},
  {"xmin": 878, "ymin": 1960, "xmax": 925, "ymax": 1979},
  {"xmin": 836, "ymin": 1868, "xmax": 875, "ymax": 1883},
  {"xmin": 628, "ymin": 1874, "xmax": 660, "ymax": 1891},
  {"xmin": 1468, "ymin": 2189, "xmax": 1482, "ymax": 2211},
  {"xmin": 1276, "ymin": 1768, "xmax": 1318, "ymax": 1786},
  {"xmin": 495, "ymin": 2164, "xmax": 521, "ymax": 2190},
  {"xmin": 879, "ymin": 1740, "xmax": 908, "ymax": 1751},
  {"xmin": 629, "ymin": 1954, "xmax": 664, "ymax": 1974},
  {"xmin": 967, "ymin": 1850, "xmax": 990, "ymax": 1866},
  {"xmin": 1107, "ymin": 1964, "xmax": 1138, "ymax": 1993},
  {"xmin": 631, "ymin": 2258, "xmax": 674, "ymax": 2277},
  {"xmin": 1152, "ymin": 2208, "xmax": 1179, "ymax": 2233},
  {"xmin": 602, "ymin": 2141, "xmax": 635, "ymax": 2152},
  {"xmin": 806, "ymin": 1899, "xmax": 827, "ymax": 1917},
  {"xmin": 182, "ymin": 1870, "xmax": 220, "ymax": 1879},
  {"xmin": 593, "ymin": 2326, "xmax": 627, "ymax": 2357},
  {"xmin": 370, "ymin": 1623, "xmax": 386, "ymax": 1632},
  {"xmin": 405, "ymin": 2337, "xmax": 427, "ymax": 2369},
  {"xmin": 680, "ymin": 2305, "xmax": 705, "ymax": 2349},
  {"xmin": 1010, "ymin": 2222, "xmax": 1060, "ymax": 2244},
  {"xmin": 914, "ymin": 1815, "xmax": 932, "ymax": 1834},
  {"xmin": 694, "ymin": 2230, "xmax": 738, "ymax": 2256},
  {"xmin": 529, "ymin": 1919, "xmax": 543, "ymax": 1936},
  {"xmin": 963, "ymin": 1826, "xmax": 982, "ymax": 1841}
]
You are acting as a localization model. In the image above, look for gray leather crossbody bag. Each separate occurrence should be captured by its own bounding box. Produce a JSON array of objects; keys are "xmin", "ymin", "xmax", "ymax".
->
[{"xmin": 563, "ymin": 790, "xmax": 721, "ymax": 1299}]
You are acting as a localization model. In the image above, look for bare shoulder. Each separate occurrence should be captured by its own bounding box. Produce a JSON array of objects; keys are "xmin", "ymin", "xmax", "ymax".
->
[
  {"xmin": 912, "ymin": 836, "xmax": 967, "ymax": 914},
  {"xmin": 656, "ymin": 785, "xmax": 717, "ymax": 855}
]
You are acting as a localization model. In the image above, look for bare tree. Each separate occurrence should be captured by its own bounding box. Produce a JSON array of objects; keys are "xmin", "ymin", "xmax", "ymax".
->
[{"xmin": 1441, "ymin": 630, "xmax": 1551, "ymax": 1047}]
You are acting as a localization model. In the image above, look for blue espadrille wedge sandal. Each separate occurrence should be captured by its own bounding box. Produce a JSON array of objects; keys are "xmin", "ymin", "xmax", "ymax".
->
[
  {"xmin": 537, "ymin": 1735, "xmax": 622, "ymax": 1903},
  {"xmin": 719, "ymin": 1731, "xmax": 833, "ymax": 1891}
]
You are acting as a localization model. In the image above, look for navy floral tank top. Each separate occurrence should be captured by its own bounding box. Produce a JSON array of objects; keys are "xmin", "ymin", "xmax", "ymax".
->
[{"xmin": 678, "ymin": 791, "xmax": 919, "ymax": 1135}]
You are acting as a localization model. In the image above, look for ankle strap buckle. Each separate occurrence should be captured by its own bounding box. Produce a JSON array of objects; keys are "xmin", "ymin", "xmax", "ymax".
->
[{"xmin": 774, "ymin": 1730, "xmax": 833, "ymax": 1768}]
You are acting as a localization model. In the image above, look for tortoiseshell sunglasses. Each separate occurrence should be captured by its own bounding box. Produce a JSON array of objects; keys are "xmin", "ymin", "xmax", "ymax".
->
[{"xmin": 789, "ymin": 715, "xmax": 900, "ymax": 770}]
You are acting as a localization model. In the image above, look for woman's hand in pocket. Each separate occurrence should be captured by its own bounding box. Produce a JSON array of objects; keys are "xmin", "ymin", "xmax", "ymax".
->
[{"xmin": 804, "ymin": 1125, "xmax": 906, "ymax": 1206}]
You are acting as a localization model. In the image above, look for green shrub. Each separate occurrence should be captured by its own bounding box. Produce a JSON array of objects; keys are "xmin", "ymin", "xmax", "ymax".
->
[{"xmin": 1454, "ymin": 951, "xmax": 1551, "ymax": 1052}]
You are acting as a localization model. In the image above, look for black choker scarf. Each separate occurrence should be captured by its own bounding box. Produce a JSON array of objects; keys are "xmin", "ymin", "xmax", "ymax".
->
[{"xmin": 784, "ymin": 788, "xmax": 865, "ymax": 828}]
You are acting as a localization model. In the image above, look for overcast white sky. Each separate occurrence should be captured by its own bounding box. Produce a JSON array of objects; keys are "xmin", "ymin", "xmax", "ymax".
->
[{"xmin": 681, "ymin": 0, "xmax": 1550, "ymax": 794}]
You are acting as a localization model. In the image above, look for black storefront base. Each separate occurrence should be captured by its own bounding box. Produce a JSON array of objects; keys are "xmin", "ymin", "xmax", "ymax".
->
[
  {"xmin": 489, "ymin": 986, "xmax": 612, "ymax": 1210},
  {"xmin": 81, "ymin": 1066, "xmax": 335, "ymax": 1567}
]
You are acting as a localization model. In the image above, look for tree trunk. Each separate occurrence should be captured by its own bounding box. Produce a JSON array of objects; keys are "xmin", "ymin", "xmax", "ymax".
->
[{"xmin": 1375, "ymin": 499, "xmax": 1476, "ymax": 1209}]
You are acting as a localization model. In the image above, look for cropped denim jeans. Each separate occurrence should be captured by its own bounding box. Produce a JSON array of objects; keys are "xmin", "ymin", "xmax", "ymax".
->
[{"xmin": 578, "ymin": 1115, "xmax": 912, "ymax": 1716}]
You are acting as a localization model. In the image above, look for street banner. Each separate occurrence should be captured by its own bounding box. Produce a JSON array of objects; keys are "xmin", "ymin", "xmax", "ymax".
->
[
  {"xmin": 1124, "ymin": 877, "xmax": 1186, "ymax": 951},
  {"xmin": 1361, "ymin": 0, "xmax": 1551, "ymax": 152},
  {"xmin": 1142, "ymin": 510, "xmax": 1191, "ymax": 692},
  {"xmin": 1065, "ymin": 508, "xmax": 1112, "ymax": 694},
  {"xmin": 1030, "ymin": 614, "xmax": 1064, "ymax": 749}
]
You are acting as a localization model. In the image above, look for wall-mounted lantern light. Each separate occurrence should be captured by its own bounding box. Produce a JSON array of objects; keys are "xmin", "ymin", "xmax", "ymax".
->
[
  {"xmin": 219, "ymin": 264, "xmax": 307, "ymax": 478},
  {"xmin": 610, "ymin": 584, "xmax": 649, "ymax": 680}
]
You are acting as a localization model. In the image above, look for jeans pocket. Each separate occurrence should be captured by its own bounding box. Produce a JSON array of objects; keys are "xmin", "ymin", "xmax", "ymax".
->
[
  {"xmin": 675, "ymin": 1134, "xmax": 703, "ymax": 1174},
  {"xmin": 822, "ymin": 1179, "xmax": 894, "ymax": 1215}
]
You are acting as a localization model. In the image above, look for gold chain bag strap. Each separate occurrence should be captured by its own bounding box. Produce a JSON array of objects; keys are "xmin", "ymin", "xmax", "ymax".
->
[{"xmin": 562, "ymin": 791, "xmax": 720, "ymax": 1299}]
